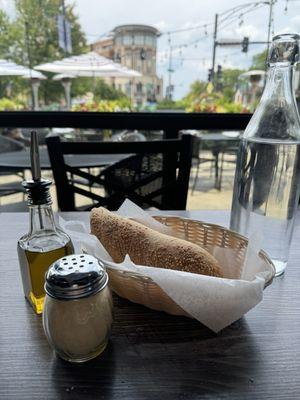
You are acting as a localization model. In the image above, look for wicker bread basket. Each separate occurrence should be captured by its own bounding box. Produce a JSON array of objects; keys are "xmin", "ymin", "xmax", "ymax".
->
[{"xmin": 105, "ymin": 215, "xmax": 275, "ymax": 318}]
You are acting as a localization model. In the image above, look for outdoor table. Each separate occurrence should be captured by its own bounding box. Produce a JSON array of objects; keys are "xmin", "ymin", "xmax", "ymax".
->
[
  {"xmin": 0, "ymin": 148, "xmax": 129, "ymax": 171},
  {"xmin": 1, "ymin": 210, "xmax": 299, "ymax": 399}
]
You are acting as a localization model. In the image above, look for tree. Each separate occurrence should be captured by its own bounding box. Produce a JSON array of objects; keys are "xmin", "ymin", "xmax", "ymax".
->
[
  {"xmin": 183, "ymin": 71, "xmax": 244, "ymax": 104},
  {"xmin": 184, "ymin": 80, "xmax": 207, "ymax": 100},
  {"xmin": 93, "ymin": 79, "xmax": 128, "ymax": 101},
  {"xmin": 0, "ymin": 10, "xmax": 12, "ymax": 58},
  {"xmin": 221, "ymin": 69, "xmax": 245, "ymax": 100},
  {"xmin": 0, "ymin": 1, "xmax": 89, "ymax": 104},
  {"xmin": 251, "ymin": 50, "xmax": 268, "ymax": 70},
  {"xmin": 15, "ymin": 0, "xmax": 89, "ymax": 103}
]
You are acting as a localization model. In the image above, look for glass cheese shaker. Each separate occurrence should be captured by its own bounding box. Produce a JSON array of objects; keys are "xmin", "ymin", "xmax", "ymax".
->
[
  {"xmin": 43, "ymin": 254, "xmax": 113, "ymax": 363},
  {"xmin": 17, "ymin": 131, "xmax": 73, "ymax": 314}
]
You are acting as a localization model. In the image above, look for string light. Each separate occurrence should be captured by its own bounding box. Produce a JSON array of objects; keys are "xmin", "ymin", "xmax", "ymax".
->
[{"xmin": 284, "ymin": 0, "xmax": 289, "ymax": 13}]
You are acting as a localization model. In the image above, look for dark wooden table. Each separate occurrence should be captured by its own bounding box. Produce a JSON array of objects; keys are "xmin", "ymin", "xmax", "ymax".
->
[
  {"xmin": 0, "ymin": 148, "xmax": 129, "ymax": 171},
  {"xmin": 1, "ymin": 210, "xmax": 300, "ymax": 400}
]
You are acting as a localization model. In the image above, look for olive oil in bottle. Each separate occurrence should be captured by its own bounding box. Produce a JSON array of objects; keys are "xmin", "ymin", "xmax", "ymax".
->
[
  {"xmin": 17, "ymin": 131, "xmax": 74, "ymax": 314},
  {"xmin": 18, "ymin": 241, "xmax": 73, "ymax": 314}
]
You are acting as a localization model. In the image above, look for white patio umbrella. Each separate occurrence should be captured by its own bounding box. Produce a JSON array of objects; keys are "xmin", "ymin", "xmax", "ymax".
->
[
  {"xmin": 36, "ymin": 52, "xmax": 141, "ymax": 109},
  {"xmin": 0, "ymin": 59, "xmax": 46, "ymax": 78},
  {"xmin": 35, "ymin": 52, "xmax": 141, "ymax": 77},
  {"xmin": 0, "ymin": 59, "xmax": 46, "ymax": 110},
  {"xmin": 239, "ymin": 69, "xmax": 266, "ymax": 78}
]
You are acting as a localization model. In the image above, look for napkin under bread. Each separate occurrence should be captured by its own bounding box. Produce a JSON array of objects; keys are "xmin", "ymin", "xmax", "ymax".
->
[{"xmin": 90, "ymin": 207, "xmax": 222, "ymax": 278}]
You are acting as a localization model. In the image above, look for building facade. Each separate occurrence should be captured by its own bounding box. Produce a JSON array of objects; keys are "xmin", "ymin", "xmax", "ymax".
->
[{"xmin": 91, "ymin": 24, "xmax": 163, "ymax": 107}]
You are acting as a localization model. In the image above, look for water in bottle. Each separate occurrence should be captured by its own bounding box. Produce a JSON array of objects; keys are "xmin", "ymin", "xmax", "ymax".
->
[{"xmin": 230, "ymin": 34, "xmax": 300, "ymax": 276}]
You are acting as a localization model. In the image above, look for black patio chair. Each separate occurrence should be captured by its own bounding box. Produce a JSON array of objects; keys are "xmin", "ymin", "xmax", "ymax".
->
[
  {"xmin": 46, "ymin": 134, "xmax": 194, "ymax": 211},
  {"xmin": 191, "ymin": 135, "xmax": 216, "ymax": 194},
  {"xmin": 218, "ymin": 143, "xmax": 239, "ymax": 190},
  {"xmin": 0, "ymin": 136, "xmax": 26, "ymax": 200}
]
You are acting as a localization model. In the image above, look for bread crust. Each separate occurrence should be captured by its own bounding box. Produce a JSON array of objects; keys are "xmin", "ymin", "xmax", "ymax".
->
[{"xmin": 90, "ymin": 207, "xmax": 223, "ymax": 278}]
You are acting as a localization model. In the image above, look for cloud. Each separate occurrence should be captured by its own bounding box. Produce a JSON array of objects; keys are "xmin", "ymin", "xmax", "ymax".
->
[{"xmin": 154, "ymin": 20, "xmax": 169, "ymax": 32}]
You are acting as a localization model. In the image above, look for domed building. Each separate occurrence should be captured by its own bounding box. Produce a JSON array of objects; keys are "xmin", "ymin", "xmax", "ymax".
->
[{"xmin": 91, "ymin": 24, "xmax": 163, "ymax": 107}]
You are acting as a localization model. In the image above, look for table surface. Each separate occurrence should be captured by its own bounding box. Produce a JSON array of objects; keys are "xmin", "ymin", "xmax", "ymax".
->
[
  {"xmin": 0, "ymin": 134, "xmax": 238, "ymax": 171},
  {"xmin": 0, "ymin": 148, "xmax": 129, "ymax": 170},
  {"xmin": 201, "ymin": 132, "xmax": 241, "ymax": 141},
  {"xmin": 0, "ymin": 210, "xmax": 299, "ymax": 400}
]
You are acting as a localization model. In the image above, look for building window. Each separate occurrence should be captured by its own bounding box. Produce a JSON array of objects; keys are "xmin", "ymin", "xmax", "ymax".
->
[
  {"xmin": 125, "ymin": 52, "xmax": 132, "ymax": 68},
  {"xmin": 136, "ymin": 82, "xmax": 143, "ymax": 94},
  {"xmin": 115, "ymin": 36, "xmax": 122, "ymax": 45},
  {"xmin": 157, "ymin": 85, "xmax": 160, "ymax": 95},
  {"xmin": 145, "ymin": 35, "xmax": 155, "ymax": 46},
  {"xmin": 136, "ymin": 58, "xmax": 142, "ymax": 73},
  {"xmin": 146, "ymin": 59, "xmax": 153, "ymax": 75},
  {"xmin": 123, "ymin": 34, "xmax": 133, "ymax": 46},
  {"xmin": 134, "ymin": 34, "xmax": 144, "ymax": 45},
  {"xmin": 146, "ymin": 83, "xmax": 156, "ymax": 101},
  {"xmin": 125, "ymin": 82, "xmax": 131, "ymax": 97}
]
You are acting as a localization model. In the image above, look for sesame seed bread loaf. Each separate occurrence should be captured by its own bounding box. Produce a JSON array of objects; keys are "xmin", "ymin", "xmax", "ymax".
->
[{"xmin": 90, "ymin": 207, "xmax": 223, "ymax": 278}]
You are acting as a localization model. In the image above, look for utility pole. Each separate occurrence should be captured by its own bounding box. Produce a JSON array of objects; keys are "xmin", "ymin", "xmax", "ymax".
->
[
  {"xmin": 24, "ymin": 21, "xmax": 35, "ymax": 110},
  {"xmin": 167, "ymin": 45, "xmax": 174, "ymax": 100},
  {"xmin": 210, "ymin": 13, "xmax": 218, "ymax": 84},
  {"xmin": 264, "ymin": 0, "xmax": 275, "ymax": 85},
  {"xmin": 266, "ymin": 0, "xmax": 274, "ymax": 58},
  {"xmin": 61, "ymin": 0, "xmax": 68, "ymax": 56}
]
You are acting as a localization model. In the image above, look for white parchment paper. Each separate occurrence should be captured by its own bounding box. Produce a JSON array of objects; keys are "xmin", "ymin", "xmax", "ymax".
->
[{"xmin": 59, "ymin": 200, "xmax": 274, "ymax": 333}]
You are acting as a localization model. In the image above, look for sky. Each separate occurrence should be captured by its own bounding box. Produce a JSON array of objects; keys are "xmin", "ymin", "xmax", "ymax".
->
[{"xmin": 2, "ymin": 0, "xmax": 300, "ymax": 99}]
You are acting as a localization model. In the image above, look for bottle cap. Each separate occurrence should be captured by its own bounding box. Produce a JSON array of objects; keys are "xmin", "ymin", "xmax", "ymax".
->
[
  {"xmin": 269, "ymin": 33, "xmax": 299, "ymax": 65},
  {"xmin": 45, "ymin": 254, "xmax": 108, "ymax": 300},
  {"xmin": 23, "ymin": 131, "xmax": 52, "ymax": 205}
]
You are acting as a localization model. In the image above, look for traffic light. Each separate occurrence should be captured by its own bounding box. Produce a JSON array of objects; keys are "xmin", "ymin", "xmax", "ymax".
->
[
  {"xmin": 242, "ymin": 37, "xmax": 249, "ymax": 53},
  {"xmin": 208, "ymin": 68, "xmax": 213, "ymax": 82},
  {"xmin": 217, "ymin": 64, "xmax": 222, "ymax": 80}
]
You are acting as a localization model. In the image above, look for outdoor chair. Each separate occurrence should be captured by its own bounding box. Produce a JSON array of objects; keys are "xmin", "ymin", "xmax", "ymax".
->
[
  {"xmin": 46, "ymin": 134, "xmax": 193, "ymax": 211},
  {"xmin": 217, "ymin": 142, "xmax": 239, "ymax": 190},
  {"xmin": 191, "ymin": 135, "xmax": 215, "ymax": 194},
  {"xmin": 0, "ymin": 135, "xmax": 26, "ymax": 201}
]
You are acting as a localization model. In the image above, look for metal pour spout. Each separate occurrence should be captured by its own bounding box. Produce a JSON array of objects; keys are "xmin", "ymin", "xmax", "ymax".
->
[
  {"xmin": 30, "ymin": 131, "xmax": 41, "ymax": 181},
  {"xmin": 29, "ymin": 130, "xmax": 44, "ymax": 229}
]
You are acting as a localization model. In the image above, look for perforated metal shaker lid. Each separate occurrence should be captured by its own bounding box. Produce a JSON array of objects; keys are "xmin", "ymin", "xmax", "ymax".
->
[{"xmin": 45, "ymin": 254, "xmax": 108, "ymax": 300}]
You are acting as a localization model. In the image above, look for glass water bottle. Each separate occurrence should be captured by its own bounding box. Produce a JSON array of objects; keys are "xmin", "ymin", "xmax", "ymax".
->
[{"xmin": 230, "ymin": 33, "xmax": 300, "ymax": 276}]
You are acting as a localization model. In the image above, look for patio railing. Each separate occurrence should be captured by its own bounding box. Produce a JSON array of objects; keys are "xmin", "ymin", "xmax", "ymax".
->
[{"xmin": 0, "ymin": 111, "xmax": 252, "ymax": 138}]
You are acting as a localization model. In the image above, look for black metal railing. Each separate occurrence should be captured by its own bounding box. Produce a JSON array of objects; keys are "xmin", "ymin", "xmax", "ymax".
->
[{"xmin": 0, "ymin": 111, "xmax": 252, "ymax": 138}]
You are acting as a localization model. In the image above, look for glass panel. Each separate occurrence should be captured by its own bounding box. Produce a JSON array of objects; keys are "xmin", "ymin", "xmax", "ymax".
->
[
  {"xmin": 115, "ymin": 36, "xmax": 122, "ymax": 45},
  {"xmin": 123, "ymin": 35, "xmax": 133, "ymax": 45},
  {"xmin": 145, "ymin": 35, "xmax": 155, "ymax": 46},
  {"xmin": 134, "ymin": 34, "xmax": 144, "ymax": 45}
]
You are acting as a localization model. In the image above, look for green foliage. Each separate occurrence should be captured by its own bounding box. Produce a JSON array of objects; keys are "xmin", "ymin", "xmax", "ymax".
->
[
  {"xmin": 182, "ymin": 80, "xmax": 207, "ymax": 103},
  {"xmin": 182, "ymin": 75, "xmax": 250, "ymax": 113},
  {"xmin": 0, "ymin": 97, "xmax": 26, "ymax": 110},
  {"xmin": 221, "ymin": 69, "xmax": 245, "ymax": 101},
  {"xmin": 156, "ymin": 98, "xmax": 185, "ymax": 110},
  {"xmin": 0, "ymin": 10, "xmax": 12, "ymax": 58},
  {"xmin": 0, "ymin": 1, "xmax": 89, "ymax": 105},
  {"xmin": 93, "ymin": 79, "xmax": 128, "ymax": 101},
  {"xmin": 72, "ymin": 98, "xmax": 131, "ymax": 112},
  {"xmin": 251, "ymin": 50, "xmax": 268, "ymax": 70},
  {"xmin": 180, "ymin": 69, "xmax": 249, "ymax": 113}
]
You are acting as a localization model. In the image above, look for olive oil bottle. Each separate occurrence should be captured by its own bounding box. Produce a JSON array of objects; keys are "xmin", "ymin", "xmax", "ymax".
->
[{"xmin": 17, "ymin": 132, "xmax": 74, "ymax": 314}]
